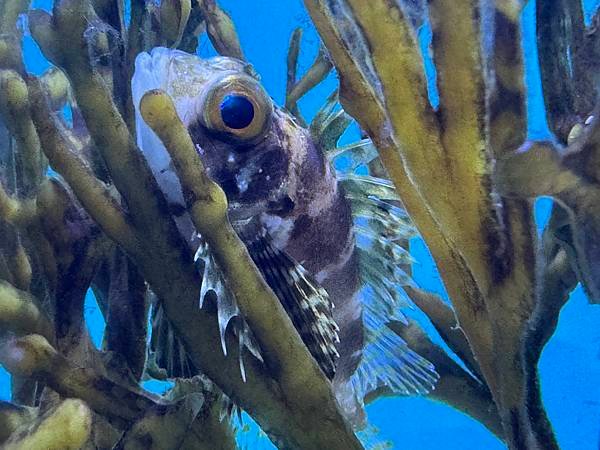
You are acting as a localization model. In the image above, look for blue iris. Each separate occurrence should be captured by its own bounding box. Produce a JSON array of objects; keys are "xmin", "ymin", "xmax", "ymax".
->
[{"xmin": 219, "ymin": 94, "xmax": 255, "ymax": 129}]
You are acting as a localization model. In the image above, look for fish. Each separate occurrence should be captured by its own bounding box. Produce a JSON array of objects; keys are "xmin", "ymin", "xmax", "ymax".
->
[{"xmin": 132, "ymin": 47, "xmax": 437, "ymax": 427}]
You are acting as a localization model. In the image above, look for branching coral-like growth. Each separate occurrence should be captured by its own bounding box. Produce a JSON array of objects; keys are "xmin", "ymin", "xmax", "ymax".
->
[
  {"xmin": 303, "ymin": 0, "xmax": 599, "ymax": 448},
  {"xmin": 0, "ymin": 0, "xmax": 361, "ymax": 448},
  {"xmin": 0, "ymin": 0, "xmax": 597, "ymax": 448}
]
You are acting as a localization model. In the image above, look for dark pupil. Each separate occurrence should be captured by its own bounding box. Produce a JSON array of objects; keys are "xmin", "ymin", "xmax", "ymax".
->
[{"xmin": 220, "ymin": 95, "xmax": 255, "ymax": 129}]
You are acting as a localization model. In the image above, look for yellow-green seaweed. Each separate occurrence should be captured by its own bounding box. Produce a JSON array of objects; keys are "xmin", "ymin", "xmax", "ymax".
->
[{"xmin": 0, "ymin": 0, "xmax": 597, "ymax": 449}]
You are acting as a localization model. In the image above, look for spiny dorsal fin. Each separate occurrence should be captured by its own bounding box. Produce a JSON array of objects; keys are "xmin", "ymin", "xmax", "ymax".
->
[
  {"xmin": 149, "ymin": 237, "xmax": 263, "ymax": 382},
  {"xmin": 242, "ymin": 231, "xmax": 340, "ymax": 380}
]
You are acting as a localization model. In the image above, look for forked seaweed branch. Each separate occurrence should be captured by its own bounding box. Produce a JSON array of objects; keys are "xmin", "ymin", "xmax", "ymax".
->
[{"xmin": 0, "ymin": 0, "xmax": 597, "ymax": 449}]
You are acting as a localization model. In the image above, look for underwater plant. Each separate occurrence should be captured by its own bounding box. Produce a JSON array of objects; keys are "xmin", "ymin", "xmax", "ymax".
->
[{"xmin": 0, "ymin": 0, "xmax": 597, "ymax": 449}]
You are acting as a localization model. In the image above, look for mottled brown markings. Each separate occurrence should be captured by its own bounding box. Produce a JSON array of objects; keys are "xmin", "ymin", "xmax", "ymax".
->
[
  {"xmin": 268, "ymin": 196, "xmax": 295, "ymax": 216},
  {"xmin": 488, "ymin": 12, "xmax": 526, "ymax": 154},
  {"xmin": 481, "ymin": 209, "xmax": 512, "ymax": 285},
  {"xmin": 188, "ymin": 110, "xmax": 292, "ymax": 208},
  {"xmin": 290, "ymin": 214, "xmax": 310, "ymax": 242},
  {"xmin": 286, "ymin": 192, "xmax": 353, "ymax": 276}
]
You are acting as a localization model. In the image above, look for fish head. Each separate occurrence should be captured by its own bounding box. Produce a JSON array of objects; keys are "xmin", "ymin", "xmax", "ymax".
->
[{"xmin": 133, "ymin": 48, "xmax": 328, "ymax": 237}]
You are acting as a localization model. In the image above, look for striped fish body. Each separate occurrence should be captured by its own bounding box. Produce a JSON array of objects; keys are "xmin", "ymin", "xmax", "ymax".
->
[{"xmin": 187, "ymin": 88, "xmax": 365, "ymax": 385}]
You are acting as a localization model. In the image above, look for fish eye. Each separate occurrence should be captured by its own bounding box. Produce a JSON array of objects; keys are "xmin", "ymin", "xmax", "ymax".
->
[
  {"xmin": 220, "ymin": 95, "xmax": 254, "ymax": 129},
  {"xmin": 196, "ymin": 73, "xmax": 272, "ymax": 143}
]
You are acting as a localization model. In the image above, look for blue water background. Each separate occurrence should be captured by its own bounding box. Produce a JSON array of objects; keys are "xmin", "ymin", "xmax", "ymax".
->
[{"xmin": 3, "ymin": 1, "xmax": 600, "ymax": 448}]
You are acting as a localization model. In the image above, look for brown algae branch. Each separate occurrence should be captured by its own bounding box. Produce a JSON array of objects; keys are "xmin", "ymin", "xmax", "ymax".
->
[
  {"xmin": 0, "ymin": 182, "xmax": 36, "ymax": 227},
  {"xmin": 0, "ymin": 70, "xmax": 45, "ymax": 195},
  {"xmin": 404, "ymin": 286, "xmax": 483, "ymax": 382},
  {"xmin": 0, "ymin": 227, "xmax": 33, "ymax": 293},
  {"xmin": 197, "ymin": 0, "xmax": 245, "ymax": 60},
  {"xmin": 39, "ymin": 67, "xmax": 70, "ymax": 111},
  {"xmin": 1, "ymin": 398, "xmax": 92, "ymax": 450},
  {"xmin": 140, "ymin": 89, "xmax": 362, "ymax": 449},
  {"xmin": 25, "ymin": 78, "xmax": 140, "ymax": 257},
  {"xmin": 0, "ymin": 334, "xmax": 159, "ymax": 426},
  {"xmin": 284, "ymin": 27, "xmax": 307, "ymax": 125},
  {"xmin": 286, "ymin": 45, "xmax": 333, "ymax": 109},
  {"xmin": 159, "ymin": 0, "xmax": 192, "ymax": 48},
  {"xmin": 285, "ymin": 28, "xmax": 302, "ymax": 110},
  {"xmin": 102, "ymin": 249, "xmax": 149, "ymax": 382},
  {"xmin": 0, "ymin": 281, "xmax": 53, "ymax": 343}
]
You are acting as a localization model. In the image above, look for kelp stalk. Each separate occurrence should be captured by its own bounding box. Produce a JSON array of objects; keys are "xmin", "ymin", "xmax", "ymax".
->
[{"xmin": 303, "ymin": 0, "xmax": 562, "ymax": 447}]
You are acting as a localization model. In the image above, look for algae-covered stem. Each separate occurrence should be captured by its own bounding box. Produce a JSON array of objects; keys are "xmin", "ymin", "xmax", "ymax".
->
[
  {"xmin": 0, "ymin": 0, "xmax": 365, "ymax": 447},
  {"xmin": 302, "ymin": 0, "xmax": 563, "ymax": 448}
]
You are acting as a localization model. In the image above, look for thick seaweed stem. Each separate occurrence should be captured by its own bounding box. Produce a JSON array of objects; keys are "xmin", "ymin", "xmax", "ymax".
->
[{"xmin": 1, "ymin": 399, "xmax": 92, "ymax": 450}]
